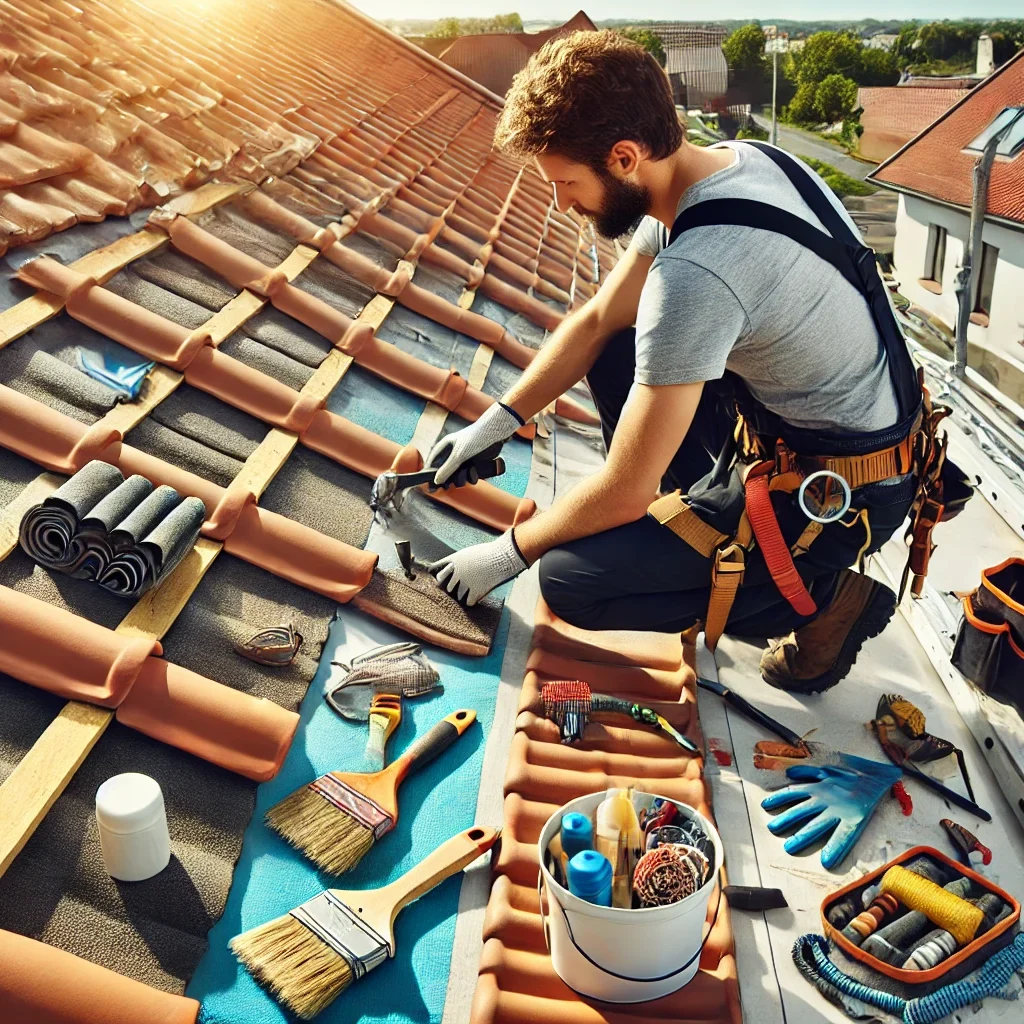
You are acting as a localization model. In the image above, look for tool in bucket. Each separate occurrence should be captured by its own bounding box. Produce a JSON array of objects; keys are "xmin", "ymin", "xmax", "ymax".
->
[{"xmin": 369, "ymin": 442, "xmax": 506, "ymax": 527}]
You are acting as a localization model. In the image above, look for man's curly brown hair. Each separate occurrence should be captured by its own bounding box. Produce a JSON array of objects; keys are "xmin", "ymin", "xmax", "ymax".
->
[{"xmin": 495, "ymin": 30, "xmax": 682, "ymax": 170}]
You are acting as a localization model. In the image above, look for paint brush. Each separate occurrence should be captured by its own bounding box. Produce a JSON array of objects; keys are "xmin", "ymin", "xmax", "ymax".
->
[
  {"xmin": 266, "ymin": 709, "xmax": 476, "ymax": 874},
  {"xmin": 231, "ymin": 825, "xmax": 498, "ymax": 1019},
  {"xmin": 365, "ymin": 693, "xmax": 402, "ymax": 770}
]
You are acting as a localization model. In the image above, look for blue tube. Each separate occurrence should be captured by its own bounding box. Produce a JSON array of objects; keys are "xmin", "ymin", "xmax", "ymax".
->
[
  {"xmin": 560, "ymin": 812, "xmax": 593, "ymax": 860},
  {"xmin": 567, "ymin": 850, "xmax": 612, "ymax": 907}
]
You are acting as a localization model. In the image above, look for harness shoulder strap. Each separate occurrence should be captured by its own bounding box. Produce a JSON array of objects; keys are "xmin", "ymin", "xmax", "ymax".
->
[
  {"xmin": 741, "ymin": 140, "xmax": 860, "ymax": 247},
  {"xmin": 669, "ymin": 199, "xmax": 862, "ymax": 294},
  {"xmin": 667, "ymin": 177, "xmax": 921, "ymax": 426}
]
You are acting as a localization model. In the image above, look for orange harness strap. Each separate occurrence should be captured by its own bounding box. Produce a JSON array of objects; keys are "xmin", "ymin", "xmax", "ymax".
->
[{"xmin": 744, "ymin": 461, "xmax": 818, "ymax": 619}]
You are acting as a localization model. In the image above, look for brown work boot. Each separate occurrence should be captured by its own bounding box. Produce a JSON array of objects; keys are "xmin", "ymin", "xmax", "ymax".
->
[{"xmin": 760, "ymin": 570, "xmax": 897, "ymax": 694}]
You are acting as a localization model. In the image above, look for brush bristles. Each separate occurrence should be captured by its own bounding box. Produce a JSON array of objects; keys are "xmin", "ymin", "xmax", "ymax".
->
[
  {"xmin": 266, "ymin": 787, "xmax": 376, "ymax": 874},
  {"xmin": 231, "ymin": 913, "xmax": 353, "ymax": 1019}
]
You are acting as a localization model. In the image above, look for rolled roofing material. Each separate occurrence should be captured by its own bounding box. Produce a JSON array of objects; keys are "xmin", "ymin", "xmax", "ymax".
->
[
  {"xmin": 98, "ymin": 494, "xmax": 206, "ymax": 598},
  {"xmin": 0, "ymin": 383, "xmax": 378, "ymax": 603},
  {"xmin": 20, "ymin": 462, "xmax": 206, "ymax": 598},
  {"xmin": 0, "ymin": 928, "xmax": 199, "ymax": 1024}
]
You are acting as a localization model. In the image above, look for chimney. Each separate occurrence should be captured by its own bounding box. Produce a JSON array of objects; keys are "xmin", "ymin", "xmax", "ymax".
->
[{"xmin": 977, "ymin": 33, "xmax": 994, "ymax": 77}]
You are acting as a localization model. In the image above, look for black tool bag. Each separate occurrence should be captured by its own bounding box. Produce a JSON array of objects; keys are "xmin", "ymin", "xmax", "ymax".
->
[{"xmin": 952, "ymin": 559, "xmax": 1024, "ymax": 714}]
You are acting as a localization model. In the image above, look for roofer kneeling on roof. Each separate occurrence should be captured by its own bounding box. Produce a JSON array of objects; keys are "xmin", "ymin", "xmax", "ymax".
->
[{"xmin": 426, "ymin": 30, "xmax": 970, "ymax": 693}]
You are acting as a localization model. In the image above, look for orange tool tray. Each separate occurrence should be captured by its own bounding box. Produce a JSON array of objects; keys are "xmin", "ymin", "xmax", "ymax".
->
[{"xmin": 822, "ymin": 844, "xmax": 1021, "ymax": 985}]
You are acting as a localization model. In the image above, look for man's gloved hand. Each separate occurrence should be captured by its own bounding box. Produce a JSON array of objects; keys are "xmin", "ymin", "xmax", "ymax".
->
[
  {"xmin": 427, "ymin": 402, "xmax": 523, "ymax": 488},
  {"xmin": 429, "ymin": 529, "xmax": 527, "ymax": 606},
  {"xmin": 761, "ymin": 753, "xmax": 903, "ymax": 869}
]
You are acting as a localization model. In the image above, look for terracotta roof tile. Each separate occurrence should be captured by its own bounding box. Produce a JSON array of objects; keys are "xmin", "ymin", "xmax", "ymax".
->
[
  {"xmin": 869, "ymin": 48, "xmax": 1024, "ymax": 222},
  {"xmin": 857, "ymin": 86, "xmax": 971, "ymax": 162}
]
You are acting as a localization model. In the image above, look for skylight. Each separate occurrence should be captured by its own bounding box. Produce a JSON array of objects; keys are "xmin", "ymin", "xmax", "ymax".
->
[{"xmin": 965, "ymin": 106, "xmax": 1024, "ymax": 158}]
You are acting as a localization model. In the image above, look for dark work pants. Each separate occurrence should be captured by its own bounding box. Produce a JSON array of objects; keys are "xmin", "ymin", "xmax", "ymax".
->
[{"xmin": 537, "ymin": 328, "xmax": 916, "ymax": 636}]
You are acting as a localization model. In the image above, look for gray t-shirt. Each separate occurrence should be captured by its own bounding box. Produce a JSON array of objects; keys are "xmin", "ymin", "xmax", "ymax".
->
[{"xmin": 631, "ymin": 141, "xmax": 898, "ymax": 433}]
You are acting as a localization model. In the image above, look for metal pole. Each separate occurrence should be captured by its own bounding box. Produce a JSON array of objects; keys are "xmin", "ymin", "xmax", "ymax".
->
[
  {"xmin": 771, "ymin": 47, "xmax": 778, "ymax": 146},
  {"xmin": 953, "ymin": 128, "xmax": 1006, "ymax": 379}
]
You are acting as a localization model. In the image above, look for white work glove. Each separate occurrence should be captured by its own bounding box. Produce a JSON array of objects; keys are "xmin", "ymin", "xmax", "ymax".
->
[
  {"xmin": 429, "ymin": 529, "xmax": 527, "ymax": 606},
  {"xmin": 427, "ymin": 402, "xmax": 523, "ymax": 488}
]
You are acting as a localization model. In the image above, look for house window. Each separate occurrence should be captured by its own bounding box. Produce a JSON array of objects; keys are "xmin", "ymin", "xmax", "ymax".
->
[
  {"xmin": 974, "ymin": 242, "xmax": 998, "ymax": 317},
  {"xmin": 965, "ymin": 107, "xmax": 1024, "ymax": 159},
  {"xmin": 922, "ymin": 225, "xmax": 947, "ymax": 289}
]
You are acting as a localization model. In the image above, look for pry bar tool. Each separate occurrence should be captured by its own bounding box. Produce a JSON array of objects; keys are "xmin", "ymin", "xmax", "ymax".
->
[
  {"xmin": 369, "ymin": 442, "xmax": 506, "ymax": 528},
  {"xmin": 695, "ymin": 631, "xmax": 807, "ymax": 750}
]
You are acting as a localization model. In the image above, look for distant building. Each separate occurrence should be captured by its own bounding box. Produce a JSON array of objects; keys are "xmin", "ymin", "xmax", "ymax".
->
[
  {"xmin": 858, "ymin": 86, "xmax": 971, "ymax": 162},
  {"xmin": 869, "ymin": 49, "xmax": 1024, "ymax": 394},
  {"xmin": 865, "ymin": 34, "xmax": 898, "ymax": 51},
  {"xmin": 652, "ymin": 24, "xmax": 728, "ymax": 109},
  {"xmin": 409, "ymin": 11, "xmax": 596, "ymax": 97},
  {"xmin": 899, "ymin": 74, "xmax": 980, "ymax": 89}
]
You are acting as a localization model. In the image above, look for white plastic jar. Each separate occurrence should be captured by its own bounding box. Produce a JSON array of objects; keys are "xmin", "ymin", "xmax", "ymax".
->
[{"xmin": 95, "ymin": 773, "xmax": 171, "ymax": 882}]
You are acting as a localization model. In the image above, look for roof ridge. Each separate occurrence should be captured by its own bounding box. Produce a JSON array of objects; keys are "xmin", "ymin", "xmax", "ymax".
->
[{"xmin": 869, "ymin": 46, "xmax": 1024, "ymax": 186}]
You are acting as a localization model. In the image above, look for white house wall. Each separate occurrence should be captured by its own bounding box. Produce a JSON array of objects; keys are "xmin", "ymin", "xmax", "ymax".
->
[{"xmin": 894, "ymin": 192, "xmax": 1024, "ymax": 376}]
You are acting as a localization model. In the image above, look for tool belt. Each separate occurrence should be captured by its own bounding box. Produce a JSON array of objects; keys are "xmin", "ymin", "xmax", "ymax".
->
[{"xmin": 649, "ymin": 375, "xmax": 967, "ymax": 651}]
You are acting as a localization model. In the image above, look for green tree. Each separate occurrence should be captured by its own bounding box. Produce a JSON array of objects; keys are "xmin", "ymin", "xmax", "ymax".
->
[
  {"xmin": 917, "ymin": 21, "xmax": 980, "ymax": 62},
  {"xmin": 723, "ymin": 22, "xmax": 768, "ymax": 72},
  {"xmin": 490, "ymin": 13, "xmax": 524, "ymax": 33},
  {"xmin": 814, "ymin": 73, "xmax": 858, "ymax": 122},
  {"xmin": 619, "ymin": 27, "xmax": 666, "ymax": 67},
  {"xmin": 786, "ymin": 81, "xmax": 819, "ymax": 123},
  {"xmin": 427, "ymin": 16, "xmax": 462, "ymax": 38},
  {"xmin": 893, "ymin": 23, "xmax": 919, "ymax": 63},
  {"xmin": 426, "ymin": 13, "xmax": 524, "ymax": 38},
  {"xmin": 794, "ymin": 30, "xmax": 863, "ymax": 84},
  {"xmin": 858, "ymin": 46, "xmax": 900, "ymax": 86}
]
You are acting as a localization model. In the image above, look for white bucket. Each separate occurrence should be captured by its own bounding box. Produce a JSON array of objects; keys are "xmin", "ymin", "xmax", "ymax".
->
[{"xmin": 538, "ymin": 791, "xmax": 723, "ymax": 1003}]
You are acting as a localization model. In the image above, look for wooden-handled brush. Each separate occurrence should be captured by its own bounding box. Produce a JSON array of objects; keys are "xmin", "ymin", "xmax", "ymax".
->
[
  {"xmin": 366, "ymin": 693, "xmax": 402, "ymax": 770},
  {"xmin": 266, "ymin": 709, "xmax": 477, "ymax": 874},
  {"xmin": 231, "ymin": 824, "xmax": 499, "ymax": 1019}
]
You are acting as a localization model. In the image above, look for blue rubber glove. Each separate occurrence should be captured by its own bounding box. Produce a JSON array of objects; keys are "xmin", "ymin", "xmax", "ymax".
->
[{"xmin": 761, "ymin": 753, "xmax": 902, "ymax": 869}]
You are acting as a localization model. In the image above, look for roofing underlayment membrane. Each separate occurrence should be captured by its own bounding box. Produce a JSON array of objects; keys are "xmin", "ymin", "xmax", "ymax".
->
[{"xmin": 0, "ymin": 2, "xmax": 740, "ymax": 1022}]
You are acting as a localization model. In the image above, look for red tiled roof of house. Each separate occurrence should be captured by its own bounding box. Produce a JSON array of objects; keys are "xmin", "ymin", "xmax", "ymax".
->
[
  {"xmin": 868, "ymin": 48, "xmax": 1024, "ymax": 223},
  {"xmin": 431, "ymin": 12, "xmax": 597, "ymax": 97},
  {"xmin": 858, "ymin": 86, "xmax": 971, "ymax": 162}
]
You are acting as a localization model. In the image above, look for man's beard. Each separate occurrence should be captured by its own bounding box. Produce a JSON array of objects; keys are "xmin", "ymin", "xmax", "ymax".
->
[{"xmin": 579, "ymin": 172, "xmax": 652, "ymax": 240}]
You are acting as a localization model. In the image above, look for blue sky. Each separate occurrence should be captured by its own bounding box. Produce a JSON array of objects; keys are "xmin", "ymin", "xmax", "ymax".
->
[{"xmin": 353, "ymin": 1, "xmax": 1023, "ymax": 24}]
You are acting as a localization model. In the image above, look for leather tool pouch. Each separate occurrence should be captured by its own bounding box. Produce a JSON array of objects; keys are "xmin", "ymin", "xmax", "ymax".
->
[{"xmin": 952, "ymin": 559, "xmax": 1024, "ymax": 715}]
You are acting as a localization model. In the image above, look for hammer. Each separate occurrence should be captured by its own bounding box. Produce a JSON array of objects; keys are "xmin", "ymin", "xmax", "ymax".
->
[{"xmin": 369, "ymin": 442, "xmax": 506, "ymax": 527}]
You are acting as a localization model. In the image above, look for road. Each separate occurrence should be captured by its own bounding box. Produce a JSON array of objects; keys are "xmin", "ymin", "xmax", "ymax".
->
[{"xmin": 751, "ymin": 114, "xmax": 871, "ymax": 179}]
